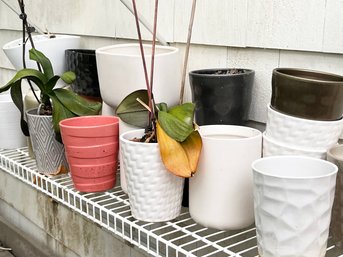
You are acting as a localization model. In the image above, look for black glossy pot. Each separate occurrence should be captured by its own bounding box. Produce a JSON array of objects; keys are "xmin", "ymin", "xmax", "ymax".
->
[
  {"xmin": 65, "ymin": 49, "xmax": 101, "ymax": 98},
  {"xmin": 189, "ymin": 68, "xmax": 255, "ymax": 125}
]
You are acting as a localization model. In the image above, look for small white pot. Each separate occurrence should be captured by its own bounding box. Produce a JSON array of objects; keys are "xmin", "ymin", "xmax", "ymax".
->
[
  {"xmin": 120, "ymin": 129, "xmax": 184, "ymax": 222},
  {"xmin": 3, "ymin": 34, "xmax": 81, "ymax": 75},
  {"xmin": 0, "ymin": 94, "xmax": 26, "ymax": 149},
  {"xmin": 96, "ymin": 44, "xmax": 181, "ymax": 115},
  {"xmin": 252, "ymin": 156, "xmax": 337, "ymax": 257},
  {"xmin": 189, "ymin": 125, "xmax": 262, "ymax": 230}
]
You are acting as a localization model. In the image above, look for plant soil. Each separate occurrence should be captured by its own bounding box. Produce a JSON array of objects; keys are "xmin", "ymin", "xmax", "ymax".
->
[
  {"xmin": 131, "ymin": 130, "xmax": 157, "ymax": 143},
  {"xmin": 214, "ymin": 69, "xmax": 245, "ymax": 75}
]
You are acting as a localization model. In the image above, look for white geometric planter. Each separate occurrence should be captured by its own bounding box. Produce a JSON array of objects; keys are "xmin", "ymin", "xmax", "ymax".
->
[
  {"xmin": 26, "ymin": 109, "xmax": 68, "ymax": 174},
  {"xmin": 120, "ymin": 129, "xmax": 184, "ymax": 222}
]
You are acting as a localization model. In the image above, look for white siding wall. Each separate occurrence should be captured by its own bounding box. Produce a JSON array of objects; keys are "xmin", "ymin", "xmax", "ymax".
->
[{"xmin": 1, "ymin": 0, "xmax": 343, "ymax": 123}]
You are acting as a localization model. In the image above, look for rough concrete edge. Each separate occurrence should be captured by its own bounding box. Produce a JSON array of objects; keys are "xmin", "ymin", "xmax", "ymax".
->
[{"xmin": 0, "ymin": 215, "xmax": 59, "ymax": 257}]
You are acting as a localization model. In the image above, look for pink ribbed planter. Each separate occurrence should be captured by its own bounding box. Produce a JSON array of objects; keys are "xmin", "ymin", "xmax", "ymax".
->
[{"xmin": 59, "ymin": 116, "xmax": 119, "ymax": 192}]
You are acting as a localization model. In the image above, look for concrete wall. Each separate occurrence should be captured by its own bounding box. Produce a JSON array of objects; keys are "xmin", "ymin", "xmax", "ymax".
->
[{"xmin": 1, "ymin": 0, "xmax": 343, "ymax": 123}]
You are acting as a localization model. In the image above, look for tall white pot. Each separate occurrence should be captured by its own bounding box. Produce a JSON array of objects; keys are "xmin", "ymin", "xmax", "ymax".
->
[
  {"xmin": 96, "ymin": 43, "xmax": 181, "ymax": 193},
  {"xmin": 0, "ymin": 94, "xmax": 26, "ymax": 149},
  {"xmin": 120, "ymin": 129, "xmax": 184, "ymax": 222},
  {"xmin": 3, "ymin": 34, "xmax": 81, "ymax": 75},
  {"xmin": 189, "ymin": 125, "xmax": 262, "ymax": 230}
]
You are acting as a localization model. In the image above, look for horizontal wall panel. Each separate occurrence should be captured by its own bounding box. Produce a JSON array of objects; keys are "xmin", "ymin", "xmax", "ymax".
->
[{"xmin": 323, "ymin": 0, "xmax": 343, "ymax": 54}]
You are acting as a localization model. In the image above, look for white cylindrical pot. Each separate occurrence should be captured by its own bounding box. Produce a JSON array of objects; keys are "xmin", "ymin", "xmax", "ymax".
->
[
  {"xmin": 253, "ymin": 156, "xmax": 337, "ymax": 257},
  {"xmin": 96, "ymin": 43, "xmax": 181, "ymax": 113},
  {"xmin": 120, "ymin": 129, "xmax": 184, "ymax": 222},
  {"xmin": 189, "ymin": 125, "xmax": 262, "ymax": 230},
  {"xmin": 0, "ymin": 94, "xmax": 26, "ymax": 149},
  {"xmin": 3, "ymin": 35, "xmax": 81, "ymax": 75}
]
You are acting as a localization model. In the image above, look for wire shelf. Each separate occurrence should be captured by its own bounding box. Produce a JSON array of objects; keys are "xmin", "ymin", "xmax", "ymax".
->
[{"xmin": 0, "ymin": 147, "xmax": 342, "ymax": 257}]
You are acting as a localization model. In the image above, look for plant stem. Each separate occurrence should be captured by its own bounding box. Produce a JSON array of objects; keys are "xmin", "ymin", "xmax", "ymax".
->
[
  {"xmin": 17, "ymin": 0, "xmax": 41, "ymax": 104},
  {"xmin": 179, "ymin": 0, "xmax": 197, "ymax": 105}
]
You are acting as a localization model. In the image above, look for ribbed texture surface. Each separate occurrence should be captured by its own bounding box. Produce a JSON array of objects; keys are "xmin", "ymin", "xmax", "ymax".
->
[
  {"xmin": 266, "ymin": 106, "xmax": 343, "ymax": 150},
  {"xmin": 120, "ymin": 139, "xmax": 184, "ymax": 222},
  {"xmin": 254, "ymin": 172, "xmax": 336, "ymax": 257},
  {"xmin": 27, "ymin": 111, "xmax": 68, "ymax": 174}
]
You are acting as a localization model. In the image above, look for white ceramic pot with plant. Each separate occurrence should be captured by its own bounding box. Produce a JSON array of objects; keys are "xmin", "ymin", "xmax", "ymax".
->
[
  {"xmin": 116, "ymin": 0, "xmax": 202, "ymax": 221},
  {"xmin": 189, "ymin": 125, "xmax": 262, "ymax": 230},
  {"xmin": 0, "ymin": 49, "xmax": 101, "ymax": 174}
]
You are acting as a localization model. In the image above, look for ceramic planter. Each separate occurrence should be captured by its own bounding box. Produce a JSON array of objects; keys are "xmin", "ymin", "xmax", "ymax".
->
[
  {"xmin": 253, "ymin": 156, "xmax": 337, "ymax": 257},
  {"xmin": 59, "ymin": 116, "xmax": 119, "ymax": 193},
  {"xmin": 26, "ymin": 108, "xmax": 68, "ymax": 174},
  {"xmin": 95, "ymin": 43, "xmax": 181, "ymax": 115},
  {"xmin": 0, "ymin": 94, "xmax": 26, "ymax": 149},
  {"xmin": 65, "ymin": 49, "xmax": 101, "ymax": 100},
  {"xmin": 271, "ymin": 68, "xmax": 343, "ymax": 121},
  {"xmin": 3, "ymin": 35, "xmax": 80, "ymax": 75},
  {"xmin": 189, "ymin": 68, "xmax": 254, "ymax": 125},
  {"xmin": 189, "ymin": 125, "xmax": 262, "ymax": 230},
  {"xmin": 120, "ymin": 129, "xmax": 184, "ymax": 222},
  {"xmin": 327, "ymin": 145, "xmax": 343, "ymax": 250}
]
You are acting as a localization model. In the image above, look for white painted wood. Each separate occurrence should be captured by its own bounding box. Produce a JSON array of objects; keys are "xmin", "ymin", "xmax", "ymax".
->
[
  {"xmin": 247, "ymin": 0, "xmax": 326, "ymax": 52},
  {"xmin": 323, "ymin": 0, "xmax": 343, "ymax": 54},
  {"xmin": 114, "ymin": 0, "xmax": 174, "ymax": 43},
  {"xmin": 174, "ymin": 0, "xmax": 247, "ymax": 47},
  {"xmin": 0, "ymin": 0, "xmax": 21, "ymax": 30},
  {"xmin": 279, "ymin": 50, "xmax": 343, "ymax": 76},
  {"xmin": 226, "ymin": 47, "xmax": 280, "ymax": 123}
]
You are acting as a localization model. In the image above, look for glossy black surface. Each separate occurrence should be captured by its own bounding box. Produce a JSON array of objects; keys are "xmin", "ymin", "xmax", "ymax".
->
[
  {"xmin": 65, "ymin": 49, "xmax": 101, "ymax": 97},
  {"xmin": 189, "ymin": 68, "xmax": 254, "ymax": 125}
]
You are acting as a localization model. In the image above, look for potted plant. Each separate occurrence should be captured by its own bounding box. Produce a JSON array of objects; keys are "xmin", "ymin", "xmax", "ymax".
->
[
  {"xmin": 0, "ymin": 48, "xmax": 102, "ymax": 174},
  {"xmin": 117, "ymin": 0, "xmax": 202, "ymax": 222}
]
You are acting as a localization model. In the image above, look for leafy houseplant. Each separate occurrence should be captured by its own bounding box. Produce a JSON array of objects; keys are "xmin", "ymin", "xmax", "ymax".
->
[{"xmin": 0, "ymin": 48, "xmax": 102, "ymax": 140}]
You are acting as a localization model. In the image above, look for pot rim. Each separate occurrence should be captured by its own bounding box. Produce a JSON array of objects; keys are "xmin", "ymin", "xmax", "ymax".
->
[
  {"xmin": 59, "ymin": 115, "xmax": 119, "ymax": 129},
  {"xmin": 252, "ymin": 155, "xmax": 337, "ymax": 180},
  {"xmin": 65, "ymin": 49, "xmax": 95, "ymax": 55},
  {"xmin": 120, "ymin": 129, "xmax": 158, "ymax": 146},
  {"xmin": 96, "ymin": 43, "xmax": 178, "ymax": 57},
  {"xmin": 189, "ymin": 68, "xmax": 254, "ymax": 77},
  {"xmin": 199, "ymin": 125, "xmax": 261, "ymax": 141},
  {"xmin": 26, "ymin": 107, "xmax": 51, "ymax": 117},
  {"xmin": 273, "ymin": 67, "xmax": 343, "ymax": 84},
  {"xmin": 3, "ymin": 35, "xmax": 81, "ymax": 50}
]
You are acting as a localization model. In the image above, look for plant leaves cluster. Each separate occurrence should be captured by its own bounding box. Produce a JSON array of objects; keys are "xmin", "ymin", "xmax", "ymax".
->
[
  {"xmin": 0, "ymin": 48, "xmax": 102, "ymax": 138},
  {"xmin": 116, "ymin": 90, "xmax": 202, "ymax": 178}
]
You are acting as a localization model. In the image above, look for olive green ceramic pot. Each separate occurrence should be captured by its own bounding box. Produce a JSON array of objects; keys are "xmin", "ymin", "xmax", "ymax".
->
[{"xmin": 271, "ymin": 68, "xmax": 343, "ymax": 121}]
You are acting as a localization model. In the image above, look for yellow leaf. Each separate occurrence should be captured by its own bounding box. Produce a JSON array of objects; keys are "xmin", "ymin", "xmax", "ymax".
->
[
  {"xmin": 157, "ymin": 122, "xmax": 192, "ymax": 177},
  {"xmin": 181, "ymin": 130, "xmax": 202, "ymax": 174},
  {"xmin": 156, "ymin": 122, "xmax": 202, "ymax": 178}
]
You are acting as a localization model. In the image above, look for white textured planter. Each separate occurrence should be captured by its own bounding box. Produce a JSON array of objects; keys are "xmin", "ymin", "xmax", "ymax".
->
[
  {"xmin": 96, "ymin": 44, "xmax": 181, "ymax": 115},
  {"xmin": 253, "ymin": 156, "xmax": 337, "ymax": 257},
  {"xmin": 0, "ymin": 94, "xmax": 26, "ymax": 149},
  {"xmin": 3, "ymin": 35, "xmax": 80, "ymax": 75},
  {"xmin": 120, "ymin": 129, "xmax": 184, "ymax": 222},
  {"xmin": 189, "ymin": 125, "xmax": 262, "ymax": 230},
  {"xmin": 26, "ymin": 109, "xmax": 68, "ymax": 174}
]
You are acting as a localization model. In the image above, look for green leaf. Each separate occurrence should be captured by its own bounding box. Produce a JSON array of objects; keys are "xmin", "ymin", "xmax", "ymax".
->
[
  {"xmin": 157, "ymin": 103, "xmax": 195, "ymax": 142},
  {"xmin": 45, "ymin": 75, "xmax": 60, "ymax": 93},
  {"xmin": 60, "ymin": 71, "xmax": 76, "ymax": 84},
  {"xmin": 52, "ymin": 88, "xmax": 102, "ymax": 116},
  {"xmin": 49, "ymin": 94, "xmax": 77, "ymax": 134},
  {"xmin": 0, "ymin": 68, "xmax": 46, "ymax": 94},
  {"xmin": 116, "ymin": 89, "xmax": 150, "ymax": 128},
  {"xmin": 29, "ymin": 48, "xmax": 54, "ymax": 80},
  {"xmin": 156, "ymin": 102, "xmax": 168, "ymax": 112},
  {"xmin": 10, "ymin": 81, "xmax": 29, "ymax": 136}
]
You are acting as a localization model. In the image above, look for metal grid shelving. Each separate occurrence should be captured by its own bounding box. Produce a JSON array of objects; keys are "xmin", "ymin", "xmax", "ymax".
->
[{"xmin": 0, "ymin": 147, "xmax": 342, "ymax": 257}]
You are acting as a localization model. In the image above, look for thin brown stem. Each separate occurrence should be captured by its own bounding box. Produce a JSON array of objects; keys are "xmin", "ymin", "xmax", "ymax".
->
[
  {"xmin": 179, "ymin": 0, "xmax": 197, "ymax": 104},
  {"xmin": 150, "ymin": 0, "xmax": 158, "ymax": 94},
  {"xmin": 131, "ymin": 0, "xmax": 152, "ymax": 113}
]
